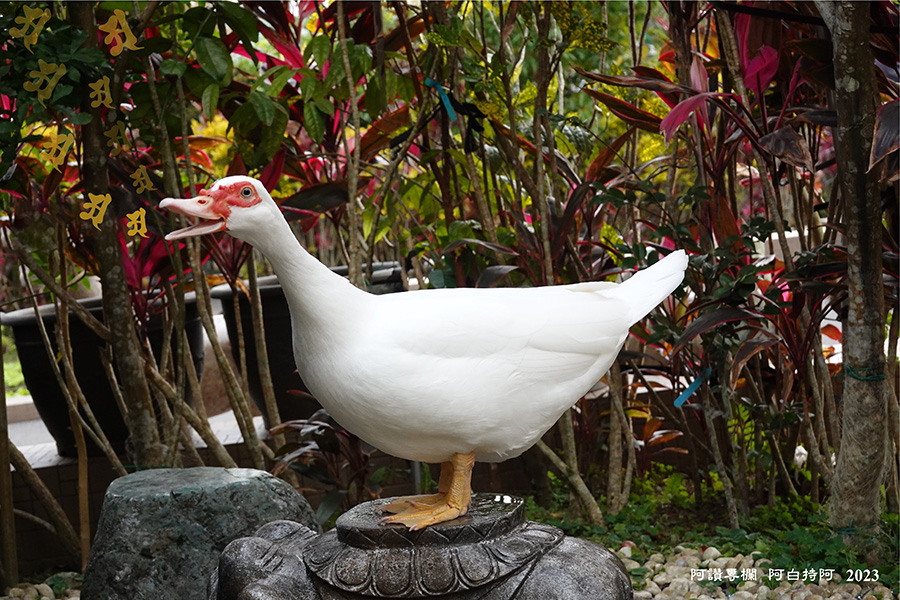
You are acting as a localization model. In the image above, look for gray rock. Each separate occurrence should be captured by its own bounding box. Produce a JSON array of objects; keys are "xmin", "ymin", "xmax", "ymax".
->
[
  {"xmin": 210, "ymin": 494, "xmax": 633, "ymax": 599},
  {"xmin": 82, "ymin": 467, "xmax": 318, "ymax": 600}
]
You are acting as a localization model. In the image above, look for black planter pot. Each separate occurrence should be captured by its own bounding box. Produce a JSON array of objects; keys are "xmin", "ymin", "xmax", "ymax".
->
[
  {"xmin": 1, "ymin": 295, "xmax": 205, "ymax": 457},
  {"xmin": 210, "ymin": 262, "xmax": 404, "ymax": 427}
]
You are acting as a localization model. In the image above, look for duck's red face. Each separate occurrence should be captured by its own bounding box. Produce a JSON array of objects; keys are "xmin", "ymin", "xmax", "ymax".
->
[{"xmin": 160, "ymin": 177, "xmax": 264, "ymax": 240}]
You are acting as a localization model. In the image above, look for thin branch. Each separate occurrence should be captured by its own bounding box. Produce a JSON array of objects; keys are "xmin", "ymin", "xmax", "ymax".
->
[{"xmin": 336, "ymin": 0, "xmax": 365, "ymax": 289}]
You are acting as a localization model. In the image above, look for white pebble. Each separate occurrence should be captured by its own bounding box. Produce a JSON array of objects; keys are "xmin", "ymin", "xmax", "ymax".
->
[
  {"xmin": 643, "ymin": 580, "xmax": 661, "ymax": 595},
  {"xmin": 739, "ymin": 580, "xmax": 759, "ymax": 593},
  {"xmin": 836, "ymin": 583, "xmax": 861, "ymax": 596},
  {"xmin": 642, "ymin": 559, "xmax": 661, "ymax": 573},
  {"xmin": 665, "ymin": 576, "xmax": 692, "ymax": 596},
  {"xmin": 702, "ymin": 546, "xmax": 722, "ymax": 561},
  {"xmin": 34, "ymin": 585, "xmax": 53, "ymax": 600}
]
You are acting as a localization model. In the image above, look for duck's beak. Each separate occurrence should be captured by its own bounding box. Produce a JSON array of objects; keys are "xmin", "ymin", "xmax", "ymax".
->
[{"xmin": 160, "ymin": 196, "xmax": 227, "ymax": 240}]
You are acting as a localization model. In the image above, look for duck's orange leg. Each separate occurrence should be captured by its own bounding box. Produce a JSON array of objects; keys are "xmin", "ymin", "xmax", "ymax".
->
[
  {"xmin": 381, "ymin": 452, "xmax": 475, "ymax": 530},
  {"xmin": 381, "ymin": 460, "xmax": 453, "ymax": 514}
]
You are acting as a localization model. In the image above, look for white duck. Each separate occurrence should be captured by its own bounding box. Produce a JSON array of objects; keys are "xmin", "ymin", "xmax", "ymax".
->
[{"xmin": 160, "ymin": 176, "xmax": 687, "ymax": 530}]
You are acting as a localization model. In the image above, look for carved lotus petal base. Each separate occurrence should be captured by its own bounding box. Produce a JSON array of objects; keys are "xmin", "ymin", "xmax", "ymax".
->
[{"xmin": 209, "ymin": 494, "xmax": 633, "ymax": 600}]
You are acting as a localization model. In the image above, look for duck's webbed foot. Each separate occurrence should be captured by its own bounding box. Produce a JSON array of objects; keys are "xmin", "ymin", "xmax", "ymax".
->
[
  {"xmin": 380, "ymin": 492, "xmax": 446, "ymax": 514},
  {"xmin": 380, "ymin": 452, "xmax": 474, "ymax": 531}
]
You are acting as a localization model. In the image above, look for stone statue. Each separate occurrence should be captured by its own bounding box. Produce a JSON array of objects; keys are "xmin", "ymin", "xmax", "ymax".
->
[{"xmin": 209, "ymin": 494, "xmax": 633, "ymax": 600}]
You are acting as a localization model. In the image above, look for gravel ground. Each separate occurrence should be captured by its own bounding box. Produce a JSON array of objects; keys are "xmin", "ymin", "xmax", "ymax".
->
[
  {"xmin": 615, "ymin": 545, "xmax": 897, "ymax": 600},
  {"xmin": 2, "ymin": 552, "xmax": 896, "ymax": 600},
  {"xmin": 1, "ymin": 573, "xmax": 80, "ymax": 600}
]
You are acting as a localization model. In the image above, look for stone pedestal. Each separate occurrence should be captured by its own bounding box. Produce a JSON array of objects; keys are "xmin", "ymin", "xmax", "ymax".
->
[
  {"xmin": 82, "ymin": 467, "xmax": 319, "ymax": 600},
  {"xmin": 210, "ymin": 494, "xmax": 632, "ymax": 600}
]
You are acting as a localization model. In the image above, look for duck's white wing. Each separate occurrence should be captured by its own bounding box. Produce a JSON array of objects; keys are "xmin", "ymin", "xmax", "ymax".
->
[
  {"xmin": 372, "ymin": 250, "xmax": 687, "ymax": 374},
  {"xmin": 354, "ymin": 284, "xmax": 631, "ymax": 411}
]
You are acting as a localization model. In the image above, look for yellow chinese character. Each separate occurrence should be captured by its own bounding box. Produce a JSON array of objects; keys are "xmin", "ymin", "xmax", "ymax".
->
[
  {"xmin": 129, "ymin": 165, "xmax": 156, "ymax": 193},
  {"xmin": 98, "ymin": 9, "xmax": 142, "ymax": 57},
  {"xmin": 126, "ymin": 208, "xmax": 148, "ymax": 238},
  {"xmin": 39, "ymin": 129, "xmax": 76, "ymax": 171},
  {"xmin": 89, "ymin": 76, "xmax": 113, "ymax": 109},
  {"xmin": 104, "ymin": 121, "xmax": 130, "ymax": 156},
  {"xmin": 10, "ymin": 5, "xmax": 51, "ymax": 53},
  {"xmin": 80, "ymin": 193, "xmax": 113, "ymax": 231},
  {"xmin": 23, "ymin": 59, "xmax": 67, "ymax": 107}
]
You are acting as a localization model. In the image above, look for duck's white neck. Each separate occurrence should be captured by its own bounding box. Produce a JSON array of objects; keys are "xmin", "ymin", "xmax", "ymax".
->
[{"xmin": 237, "ymin": 210, "xmax": 370, "ymax": 334}]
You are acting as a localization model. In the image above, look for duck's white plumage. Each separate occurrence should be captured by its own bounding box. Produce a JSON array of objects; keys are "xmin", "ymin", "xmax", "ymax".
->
[
  {"xmin": 161, "ymin": 176, "xmax": 687, "ymax": 525},
  {"xmin": 311, "ymin": 274, "xmax": 685, "ymax": 464}
]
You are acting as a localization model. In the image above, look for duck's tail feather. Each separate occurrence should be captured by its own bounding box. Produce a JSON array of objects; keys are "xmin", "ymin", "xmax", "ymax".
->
[{"xmin": 613, "ymin": 250, "xmax": 688, "ymax": 324}]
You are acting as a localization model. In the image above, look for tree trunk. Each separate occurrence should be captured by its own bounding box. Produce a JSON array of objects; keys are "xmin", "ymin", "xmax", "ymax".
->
[
  {"xmin": 0, "ymin": 332, "xmax": 17, "ymax": 586},
  {"xmin": 69, "ymin": 3, "xmax": 164, "ymax": 468},
  {"xmin": 814, "ymin": 0, "xmax": 890, "ymax": 564}
]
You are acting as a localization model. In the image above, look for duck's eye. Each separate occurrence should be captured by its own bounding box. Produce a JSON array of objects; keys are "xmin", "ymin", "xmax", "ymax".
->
[{"xmin": 240, "ymin": 186, "xmax": 253, "ymax": 198}]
